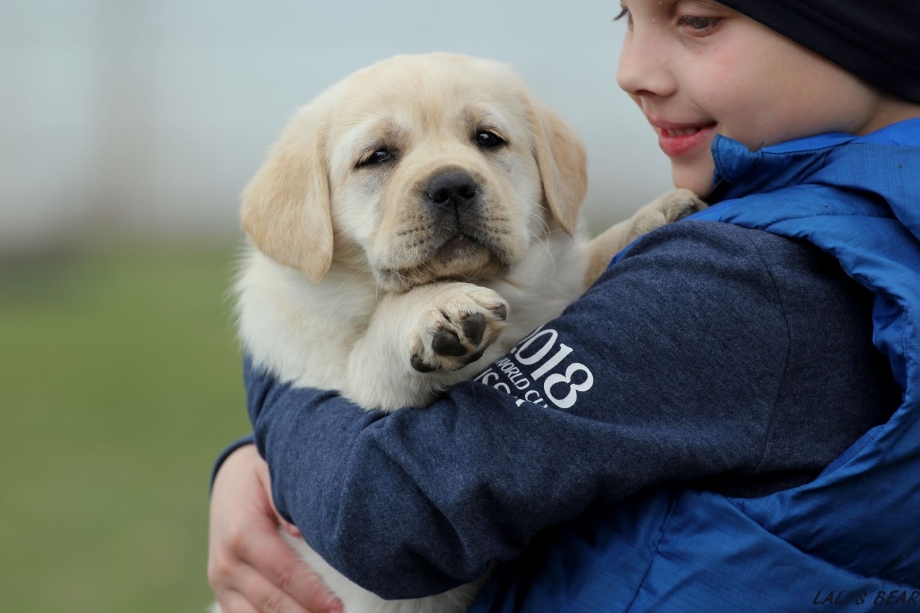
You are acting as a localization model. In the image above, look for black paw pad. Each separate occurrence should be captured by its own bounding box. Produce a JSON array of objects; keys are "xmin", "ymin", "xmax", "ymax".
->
[
  {"xmin": 410, "ymin": 354, "xmax": 438, "ymax": 373},
  {"xmin": 491, "ymin": 304, "xmax": 507, "ymax": 321},
  {"xmin": 432, "ymin": 329, "xmax": 467, "ymax": 356},
  {"xmin": 461, "ymin": 313, "xmax": 486, "ymax": 346}
]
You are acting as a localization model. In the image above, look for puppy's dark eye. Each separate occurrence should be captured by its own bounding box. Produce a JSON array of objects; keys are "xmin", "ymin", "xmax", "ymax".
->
[
  {"xmin": 475, "ymin": 131, "xmax": 505, "ymax": 149},
  {"xmin": 357, "ymin": 149, "xmax": 394, "ymax": 168}
]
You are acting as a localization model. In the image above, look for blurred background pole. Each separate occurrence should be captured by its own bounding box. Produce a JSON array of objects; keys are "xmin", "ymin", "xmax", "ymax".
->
[{"xmin": 87, "ymin": 0, "xmax": 156, "ymax": 247}]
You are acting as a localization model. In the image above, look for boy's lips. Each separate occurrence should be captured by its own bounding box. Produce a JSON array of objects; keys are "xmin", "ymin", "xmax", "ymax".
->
[{"xmin": 650, "ymin": 120, "xmax": 718, "ymax": 158}]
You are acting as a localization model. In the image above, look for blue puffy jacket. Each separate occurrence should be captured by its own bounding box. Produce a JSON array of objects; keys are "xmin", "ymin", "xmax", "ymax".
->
[{"xmin": 471, "ymin": 120, "xmax": 920, "ymax": 612}]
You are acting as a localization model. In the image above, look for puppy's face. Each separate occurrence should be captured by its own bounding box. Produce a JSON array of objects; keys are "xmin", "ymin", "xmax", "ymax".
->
[{"xmin": 242, "ymin": 54, "xmax": 587, "ymax": 291}]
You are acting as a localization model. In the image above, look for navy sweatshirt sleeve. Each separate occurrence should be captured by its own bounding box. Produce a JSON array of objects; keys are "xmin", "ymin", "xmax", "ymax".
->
[{"xmin": 246, "ymin": 221, "xmax": 897, "ymax": 599}]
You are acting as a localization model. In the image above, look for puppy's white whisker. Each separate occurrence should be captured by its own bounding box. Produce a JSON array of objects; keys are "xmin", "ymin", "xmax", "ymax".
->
[{"xmin": 522, "ymin": 207, "xmax": 557, "ymax": 270}]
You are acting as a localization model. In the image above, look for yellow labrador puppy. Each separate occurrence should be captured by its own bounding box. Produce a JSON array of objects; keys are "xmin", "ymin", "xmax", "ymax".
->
[{"xmin": 227, "ymin": 53, "xmax": 702, "ymax": 613}]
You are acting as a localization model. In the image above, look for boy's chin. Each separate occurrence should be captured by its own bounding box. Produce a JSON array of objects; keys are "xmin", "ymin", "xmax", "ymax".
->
[{"xmin": 671, "ymin": 164, "xmax": 715, "ymax": 199}]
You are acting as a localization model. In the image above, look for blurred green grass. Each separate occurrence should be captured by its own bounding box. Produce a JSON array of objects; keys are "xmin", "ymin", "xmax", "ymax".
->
[{"xmin": 0, "ymin": 248, "xmax": 250, "ymax": 613}]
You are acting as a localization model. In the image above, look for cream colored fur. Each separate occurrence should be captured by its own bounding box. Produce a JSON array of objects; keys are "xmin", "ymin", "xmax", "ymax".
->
[{"xmin": 223, "ymin": 53, "xmax": 702, "ymax": 613}]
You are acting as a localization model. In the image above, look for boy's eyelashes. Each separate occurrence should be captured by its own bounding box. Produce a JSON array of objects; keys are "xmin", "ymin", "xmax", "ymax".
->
[
  {"xmin": 615, "ymin": 5, "xmax": 641, "ymax": 30},
  {"xmin": 613, "ymin": 4, "xmax": 724, "ymax": 35},
  {"xmin": 677, "ymin": 15, "xmax": 722, "ymax": 34}
]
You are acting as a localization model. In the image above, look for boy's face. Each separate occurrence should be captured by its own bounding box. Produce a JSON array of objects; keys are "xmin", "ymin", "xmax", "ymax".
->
[{"xmin": 616, "ymin": 0, "xmax": 889, "ymax": 195}]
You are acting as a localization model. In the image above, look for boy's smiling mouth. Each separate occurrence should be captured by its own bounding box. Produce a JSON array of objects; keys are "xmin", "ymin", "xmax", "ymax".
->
[{"xmin": 649, "ymin": 118, "xmax": 718, "ymax": 157}]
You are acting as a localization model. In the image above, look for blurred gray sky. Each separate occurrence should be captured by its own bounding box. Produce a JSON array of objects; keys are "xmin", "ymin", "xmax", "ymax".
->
[{"xmin": 0, "ymin": 0, "xmax": 674, "ymax": 254}]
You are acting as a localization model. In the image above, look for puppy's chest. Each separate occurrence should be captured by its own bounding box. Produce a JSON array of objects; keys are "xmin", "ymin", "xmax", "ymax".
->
[
  {"xmin": 297, "ymin": 299, "xmax": 372, "ymax": 354},
  {"xmin": 280, "ymin": 308, "xmax": 371, "ymax": 391}
]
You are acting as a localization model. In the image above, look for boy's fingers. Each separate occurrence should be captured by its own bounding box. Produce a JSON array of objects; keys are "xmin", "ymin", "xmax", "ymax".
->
[
  {"xmin": 211, "ymin": 446, "xmax": 340, "ymax": 611},
  {"xmin": 210, "ymin": 547, "xmax": 318, "ymax": 613},
  {"xmin": 241, "ymin": 574, "xmax": 315, "ymax": 613},
  {"xmin": 236, "ymin": 519, "xmax": 342, "ymax": 612},
  {"xmin": 214, "ymin": 591, "xmax": 262, "ymax": 613},
  {"xmin": 219, "ymin": 578, "xmax": 312, "ymax": 613}
]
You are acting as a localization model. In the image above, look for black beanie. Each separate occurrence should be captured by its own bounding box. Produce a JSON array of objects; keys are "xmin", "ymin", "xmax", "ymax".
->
[{"xmin": 719, "ymin": 0, "xmax": 920, "ymax": 103}]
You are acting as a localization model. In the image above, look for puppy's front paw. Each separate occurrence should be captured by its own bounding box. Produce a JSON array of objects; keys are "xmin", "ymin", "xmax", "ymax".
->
[
  {"xmin": 409, "ymin": 285, "xmax": 508, "ymax": 373},
  {"xmin": 619, "ymin": 188, "xmax": 708, "ymax": 245},
  {"xmin": 655, "ymin": 188, "xmax": 707, "ymax": 222}
]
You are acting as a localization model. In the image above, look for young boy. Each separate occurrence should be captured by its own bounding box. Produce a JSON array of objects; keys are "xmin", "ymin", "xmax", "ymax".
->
[{"xmin": 209, "ymin": 1, "xmax": 920, "ymax": 611}]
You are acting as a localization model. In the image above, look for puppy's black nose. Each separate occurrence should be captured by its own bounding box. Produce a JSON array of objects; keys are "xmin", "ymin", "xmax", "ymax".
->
[{"xmin": 426, "ymin": 171, "xmax": 479, "ymax": 207}]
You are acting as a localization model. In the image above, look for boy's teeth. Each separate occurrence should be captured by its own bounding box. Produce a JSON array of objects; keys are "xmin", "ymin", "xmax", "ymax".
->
[{"xmin": 667, "ymin": 128, "xmax": 700, "ymax": 137}]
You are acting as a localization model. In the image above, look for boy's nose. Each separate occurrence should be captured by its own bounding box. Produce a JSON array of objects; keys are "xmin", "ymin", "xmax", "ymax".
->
[{"xmin": 616, "ymin": 29, "xmax": 677, "ymax": 99}]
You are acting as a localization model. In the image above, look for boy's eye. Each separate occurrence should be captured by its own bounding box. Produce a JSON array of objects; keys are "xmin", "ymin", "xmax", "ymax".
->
[{"xmin": 677, "ymin": 15, "xmax": 721, "ymax": 32}]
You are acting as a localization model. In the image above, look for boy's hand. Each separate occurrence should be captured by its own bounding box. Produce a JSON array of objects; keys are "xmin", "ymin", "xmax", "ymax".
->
[{"xmin": 208, "ymin": 444, "xmax": 343, "ymax": 613}]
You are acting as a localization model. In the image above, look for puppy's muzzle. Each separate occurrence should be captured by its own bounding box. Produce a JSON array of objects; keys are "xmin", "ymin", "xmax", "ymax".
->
[{"xmin": 425, "ymin": 170, "xmax": 480, "ymax": 212}]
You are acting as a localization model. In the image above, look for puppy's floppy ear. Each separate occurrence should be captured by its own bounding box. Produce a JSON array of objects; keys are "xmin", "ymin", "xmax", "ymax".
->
[
  {"xmin": 241, "ymin": 105, "xmax": 333, "ymax": 283},
  {"xmin": 530, "ymin": 100, "xmax": 588, "ymax": 236}
]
